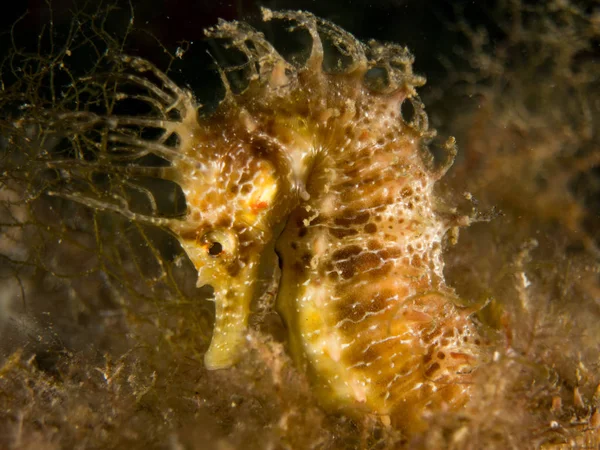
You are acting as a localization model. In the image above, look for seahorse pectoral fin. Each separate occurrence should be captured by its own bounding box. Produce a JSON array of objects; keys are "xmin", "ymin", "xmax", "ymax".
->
[{"xmin": 199, "ymin": 264, "xmax": 258, "ymax": 370}]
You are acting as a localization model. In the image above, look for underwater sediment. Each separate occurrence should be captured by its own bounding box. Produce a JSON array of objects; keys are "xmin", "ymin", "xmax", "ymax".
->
[{"xmin": 0, "ymin": 1, "xmax": 598, "ymax": 449}]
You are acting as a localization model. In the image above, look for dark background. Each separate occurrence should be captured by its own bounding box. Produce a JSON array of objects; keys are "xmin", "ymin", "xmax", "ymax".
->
[{"xmin": 0, "ymin": 0, "xmax": 503, "ymax": 105}]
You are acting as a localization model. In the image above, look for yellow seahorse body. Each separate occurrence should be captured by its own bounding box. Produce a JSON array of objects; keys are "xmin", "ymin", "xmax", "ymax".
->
[
  {"xmin": 169, "ymin": 10, "xmax": 481, "ymax": 431},
  {"xmin": 58, "ymin": 9, "xmax": 482, "ymax": 432},
  {"xmin": 271, "ymin": 80, "xmax": 480, "ymax": 430}
]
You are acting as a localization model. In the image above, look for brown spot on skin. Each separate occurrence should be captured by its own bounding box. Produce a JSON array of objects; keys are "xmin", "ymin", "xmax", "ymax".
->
[
  {"xmin": 329, "ymin": 227, "xmax": 358, "ymax": 239},
  {"xmin": 364, "ymin": 223, "xmax": 377, "ymax": 233},
  {"xmin": 216, "ymin": 217, "xmax": 233, "ymax": 228},
  {"xmin": 337, "ymin": 259, "xmax": 357, "ymax": 279},
  {"xmin": 425, "ymin": 362, "xmax": 441, "ymax": 378},
  {"xmin": 367, "ymin": 261, "xmax": 393, "ymax": 279},
  {"xmin": 332, "ymin": 246, "xmax": 384, "ymax": 280},
  {"xmin": 354, "ymin": 252, "xmax": 381, "ymax": 272},
  {"xmin": 378, "ymin": 247, "xmax": 403, "ymax": 260},
  {"xmin": 367, "ymin": 240, "xmax": 383, "ymax": 250},
  {"xmin": 334, "ymin": 210, "xmax": 370, "ymax": 226},
  {"xmin": 335, "ymin": 294, "xmax": 363, "ymax": 321},
  {"xmin": 411, "ymin": 254, "xmax": 423, "ymax": 268},
  {"xmin": 421, "ymin": 329, "xmax": 441, "ymax": 344},
  {"xmin": 423, "ymin": 351, "xmax": 433, "ymax": 364},
  {"xmin": 239, "ymin": 172, "xmax": 252, "ymax": 184},
  {"xmin": 335, "ymin": 292, "xmax": 387, "ymax": 323},
  {"xmin": 332, "ymin": 245, "xmax": 362, "ymax": 261}
]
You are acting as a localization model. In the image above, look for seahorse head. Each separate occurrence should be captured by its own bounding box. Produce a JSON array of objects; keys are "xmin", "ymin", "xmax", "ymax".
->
[{"xmin": 168, "ymin": 113, "xmax": 294, "ymax": 369}]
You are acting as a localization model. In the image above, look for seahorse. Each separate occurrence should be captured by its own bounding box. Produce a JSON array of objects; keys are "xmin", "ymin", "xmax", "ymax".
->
[{"xmin": 42, "ymin": 9, "xmax": 482, "ymax": 432}]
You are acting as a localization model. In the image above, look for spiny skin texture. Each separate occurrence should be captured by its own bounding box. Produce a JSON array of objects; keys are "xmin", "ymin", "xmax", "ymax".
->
[
  {"xmin": 182, "ymin": 10, "xmax": 480, "ymax": 430},
  {"xmin": 57, "ymin": 9, "xmax": 481, "ymax": 432}
]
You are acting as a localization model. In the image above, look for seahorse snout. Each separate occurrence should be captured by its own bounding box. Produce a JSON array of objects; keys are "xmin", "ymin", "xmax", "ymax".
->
[{"xmin": 195, "ymin": 235, "xmax": 263, "ymax": 369}]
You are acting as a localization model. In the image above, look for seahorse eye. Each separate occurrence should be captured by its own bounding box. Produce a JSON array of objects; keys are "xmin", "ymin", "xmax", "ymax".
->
[
  {"xmin": 207, "ymin": 241, "xmax": 223, "ymax": 256},
  {"xmin": 201, "ymin": 229, "xmax": 238, "ymax": 257}
]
